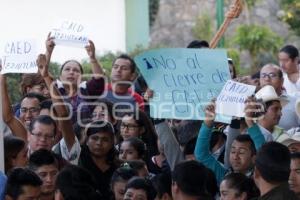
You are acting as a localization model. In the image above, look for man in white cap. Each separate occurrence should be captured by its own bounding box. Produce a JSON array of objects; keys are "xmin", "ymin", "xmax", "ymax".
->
[
  {"xmin": 278, "ymin": 133, "xmax": 300, "ymax": 153},
  {"xmin": 259, "ymin": 63, "xmax": 300, "ymax": 130},
  {"xmin": 245, "ymin": 85, "xmax": 288, "ymax": 145}
]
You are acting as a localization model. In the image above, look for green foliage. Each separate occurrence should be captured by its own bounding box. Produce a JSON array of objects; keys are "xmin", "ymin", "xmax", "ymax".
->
[
  {"xmin": 81, "ymin": 52, "xmax": 117, "ymax": 80},
  {"xmin": 232, "ymin": 24, "xmax": 283, "ymax": 71},
  {"xmin": 6, "ymin": 74, "xmax": 22, "ymax": 104},
  {"xmin": 192, "ymin": 13, "xmax": 214, "ymax": 41},
  {"xmin": 227, "ymin": 48, "xmax": 240, "ymax": 73},
  {"xmin": 279, "ymin": 0, "xmax": 300, "ymax": 36}
]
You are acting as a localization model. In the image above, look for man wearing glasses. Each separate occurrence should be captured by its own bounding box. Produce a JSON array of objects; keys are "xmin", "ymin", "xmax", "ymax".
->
[{"xmin": 260, "ymin": 63, "xmax": 300, "ymax": 130}]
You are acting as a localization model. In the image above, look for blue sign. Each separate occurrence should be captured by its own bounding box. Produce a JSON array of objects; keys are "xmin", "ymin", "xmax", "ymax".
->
[{"xmin": 135, "ymin": 48, "xmax": 231, "ymax": 120}]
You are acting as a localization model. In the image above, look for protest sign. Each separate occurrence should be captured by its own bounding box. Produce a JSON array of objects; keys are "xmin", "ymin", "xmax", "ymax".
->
[
  {"xmin": 50, "ymin": 20, "xmax": 89, "ymax": 47},
  {"xmin": 1, "ymin": 39, "xmax": 38, "ymax": 74},
  {"xmin": 216, "ymin": 80, "xmax": 256, "ymax": 117},
  {"xmin": 135, "ymin": 48, "xmax": 231, "ymax": 120}
]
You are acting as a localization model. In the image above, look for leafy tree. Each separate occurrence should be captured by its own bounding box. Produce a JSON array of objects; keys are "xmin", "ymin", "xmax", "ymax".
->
[
  {"xmin": 232, "ymin": 24, "xmax": 283, "ymax": 71},
  {"xmin": 192, "ymin": 12, "xmax": 214, "ymax": 42},
  {"xmin": 279, "ymin": 0, "xmax": 300, "ymax": 36}
]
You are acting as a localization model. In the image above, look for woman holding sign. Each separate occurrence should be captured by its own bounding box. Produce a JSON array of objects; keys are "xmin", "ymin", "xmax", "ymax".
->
[{"xmin": 46, "ymin": 34, "xmax": 105, "ymax": 124}]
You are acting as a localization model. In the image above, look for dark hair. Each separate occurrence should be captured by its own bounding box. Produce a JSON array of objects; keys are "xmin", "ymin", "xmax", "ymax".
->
[
  {"xmin": 234, "ymin": 135, "xmax": 256, "ymax": 155},
  {"xmin": 228, "ymin": 59, "xmax": 237, "ymax": 79},
  {"xmin": 125, "ymin": 177, "xmax": 157, "ymax": 200},
  {"xmin": 151, "ymin": 172, "xmax": 172, "ymax": 199},
  {"xmin": 40, "ymin": 99, "xmax": 53, "ymax": 110},
  {"xmin": 255, "ymin": 142, "xmax": 291, "ymax": 183},
  {"xmin": 120, "ymin": 110, "xmax": 159, "ymax": 157},
  {"xmin": 28, "ymin": 149, "xmax": 58, "ymax": 171},
  {"xmin": 126, "ymin": 160, "xmax": 147, "ymax": 171},
  {"xmin": 177, "ymin": 120, "xmax": 202, "ymax": 146},
  {"xmin": 111, "ymin": 167, "xmax": 138, "ymax": 189},
  {"xmin": 172, "ymin": 160, "xmax": 211, "ymax": 198},
  {"xmin": 280, "ymin": 45, "xmax": 299, "ymax": 60},
  {"xmin": 21, "ymin": 92, "xmax": 46, "ymax": 104},
  {"xmin": 55, "ymin": 165, "xmax": 101, "ymax": 200},
  {"xmin": 222, "ymin": 173, "xmax": 259, "ymax": 199},
  {"xmin": 187, "ymin": 40, "xmax": 209, "ymax": 48},
  {"xmin": 60, "ymin": 60, "xmax": 83, "ymax": 74},
  {"xmin": 92, "ymin": 99, "xmax": 115, "ymax": 122},
  {"xmin": 73, "ymin": 118, "xmax": 93, "ymax": 142},
  {"xmin": 251, "ymin": 71, "xmax": 260, "ymax": 79},
  {"xmin": 120, "ymin": 137, "xmax": 146, "ymax": 159},
  {"xmin": 85, "ymin": 120, "xmax": 115, "ymax": 137},
  {"xmin": 183, "ymin": 137, "xmax": 197, "ymax": 156},
  {"xmin": 20, "ymin": 73, "xmax": 45, "ymax": 96},
  {"xmin": 265, "ymin": 100, "xmax": 280, "ymax": 111},
  {"xmin": 291, "ymin": 152, "xmax": 300, "ymax": 160},
  {"xmin": 113, "ymin": 54, "xmax": 136, "ymax": 73},
  {"xmin": 29, "ymin": 115, "xmax": 57, "ymax": 137},
  {"xmin": 6, "ymin": 168, "xmax": 42, "ymax": 200},
  {"xmin": 85, "ymin": 120, "xmax": 117, "ymax": 164},
  {"xmin": 4, "ymin": 136, "xmax": 26, "ymax": 173}
]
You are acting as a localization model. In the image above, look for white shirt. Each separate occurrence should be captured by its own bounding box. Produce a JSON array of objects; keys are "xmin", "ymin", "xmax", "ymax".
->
[{"xmin": 283, "ymin": 72, "xmax": 300, "ymax": 97}]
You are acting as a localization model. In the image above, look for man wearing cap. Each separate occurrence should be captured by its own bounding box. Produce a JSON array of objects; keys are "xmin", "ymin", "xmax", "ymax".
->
[
  {"xmin": 278, "ymin": 133, "xmax": 300, "ymax": 153},
  {"xmin": 244, "ymin": 85, "xmax": 287, "ymax": 150},
  {"xmin": 260, "ymin": 63, "xmax": 300, "ymax": 130}
]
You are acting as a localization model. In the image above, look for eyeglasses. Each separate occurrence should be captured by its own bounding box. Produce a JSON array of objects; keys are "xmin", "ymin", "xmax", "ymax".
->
[
  {"xmin": 120, "ymin": 123, "xmax": 140, "ymax": 131},
  {"xmin": 261, "ymin": 72, "xmax": 279, "ymax": 79},
  {"xmin": 30, "ymin": 132, "xmax": 55, "ymax": 140},
  {"xmin": 20, "ymin": 107, "xmax": 40, "ymax": 114}
]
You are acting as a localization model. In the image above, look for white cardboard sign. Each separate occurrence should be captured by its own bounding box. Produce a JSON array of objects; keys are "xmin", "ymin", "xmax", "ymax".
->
[
  {"xmin": 216, "ymin": 80, "xmax": 256, "ymax": 117},
  {"xmin": 1, "ymin": 39, "xmax": 38, "ymax": 74},
  {"xmin": 50, "ymin": 20, "xmax": 89, "ymax": 48}
]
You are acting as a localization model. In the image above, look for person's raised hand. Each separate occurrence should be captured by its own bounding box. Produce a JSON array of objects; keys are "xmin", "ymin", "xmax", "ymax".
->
[
  {"xmin": 204, "ymin": 99, "xmax": 216, "ymax": 128},
  {"xmin": 46, "ymin": 32, "xmax": 55, "ymax": 56},
  {"xmin": 36, "ymin": 54, "xmax": 49, "ymax": 78},
  {"xmin": 85, "ymin": 40, "xmax": 96, "ymax": 61}
]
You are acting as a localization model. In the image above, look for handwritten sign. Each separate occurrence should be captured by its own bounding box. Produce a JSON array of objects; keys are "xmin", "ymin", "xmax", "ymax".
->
[
  {"xmin": 50, "ymin": 20, "xmax": 89, "ymax": 47},
  {"xmin": 135, "ymin": 48, "xmax": 231, "ymax": 120},
  {"xmin": 1, "ymin": 39, "xmax": 38, "ymax": 74},
  {"xmin": 216, "ymin": 80, "xmax": 256, "ymax": 117}
]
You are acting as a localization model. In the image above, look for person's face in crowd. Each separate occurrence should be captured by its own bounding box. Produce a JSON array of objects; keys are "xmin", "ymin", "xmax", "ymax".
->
[
  {"xmin": 230, "ymin": 140, "xmax": 253, "ymax": 173},
  {"xmin": 289, "ymin": 143, "xmax": 300, "ymax": 153},
  {"xmin": 60, "ymin": 61, "xmax": 82, "ymax": 86},
  {"xmin": 20, "ymin": 97, "xmax": 40, "ymax": 128},
  {"xmin": 27, "ymin": 83, "xmax": 50, "ymax": 98},
  {"xmin": 28, "ymin": 122, "xmax": 56, "ymax": 152},
  {"xmin": 289, "ymin": 158, "xmax": 300, "ymax": 195},
  {"xmin": 124, "ymin": 188, "xmax": 148, "ymax": 200},
  {"xmin": 111, "ymin": 58, "xmax": 135, "ymax": 83},
  {"xmin": 113, "ymin": 181, "xmax": 127, "ymax": 200},
  {"xmin": 119, "ymin": 141, "xmax": 140, "ymax": 161},
  {"xmin": 12, "ymin": 145, "xmax": 28, "ymax": 168},
  {"xmin": 259, "ymin": 66, "xmax": 283, "ymax": 92},
  {"xmin": 263, "ymin": 101, "xmax": 282, "ymax": 126},
  {"xmin": 220, "ymin": 180, "xmax": 247, "ymax": 200},
  {"xmin": 35, "ymin": 164, "xmax": 58, "ymax": 196},
  {"xmin": 86, "ymin": 132, "xmax": 113, "ymax": 158},
  {"xmin": 278, "ymin": 52, "xmax": 298, "ymax": 74},
  {"xmin": 10, "ymin": 185, "xmax": 41, "ymax": 200},
  {"xmin": 92, "ymin": 105, "xmax": 114, "ymax": 123},
  {"xmin": 120, "ymin": 115, "xmax": 144, "ymax": 141}
]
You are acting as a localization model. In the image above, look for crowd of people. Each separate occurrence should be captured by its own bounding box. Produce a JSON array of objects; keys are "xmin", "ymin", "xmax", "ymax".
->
[{"xmin": 1, "ymin": 37, "xmax": 300, "ymax": 200}]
